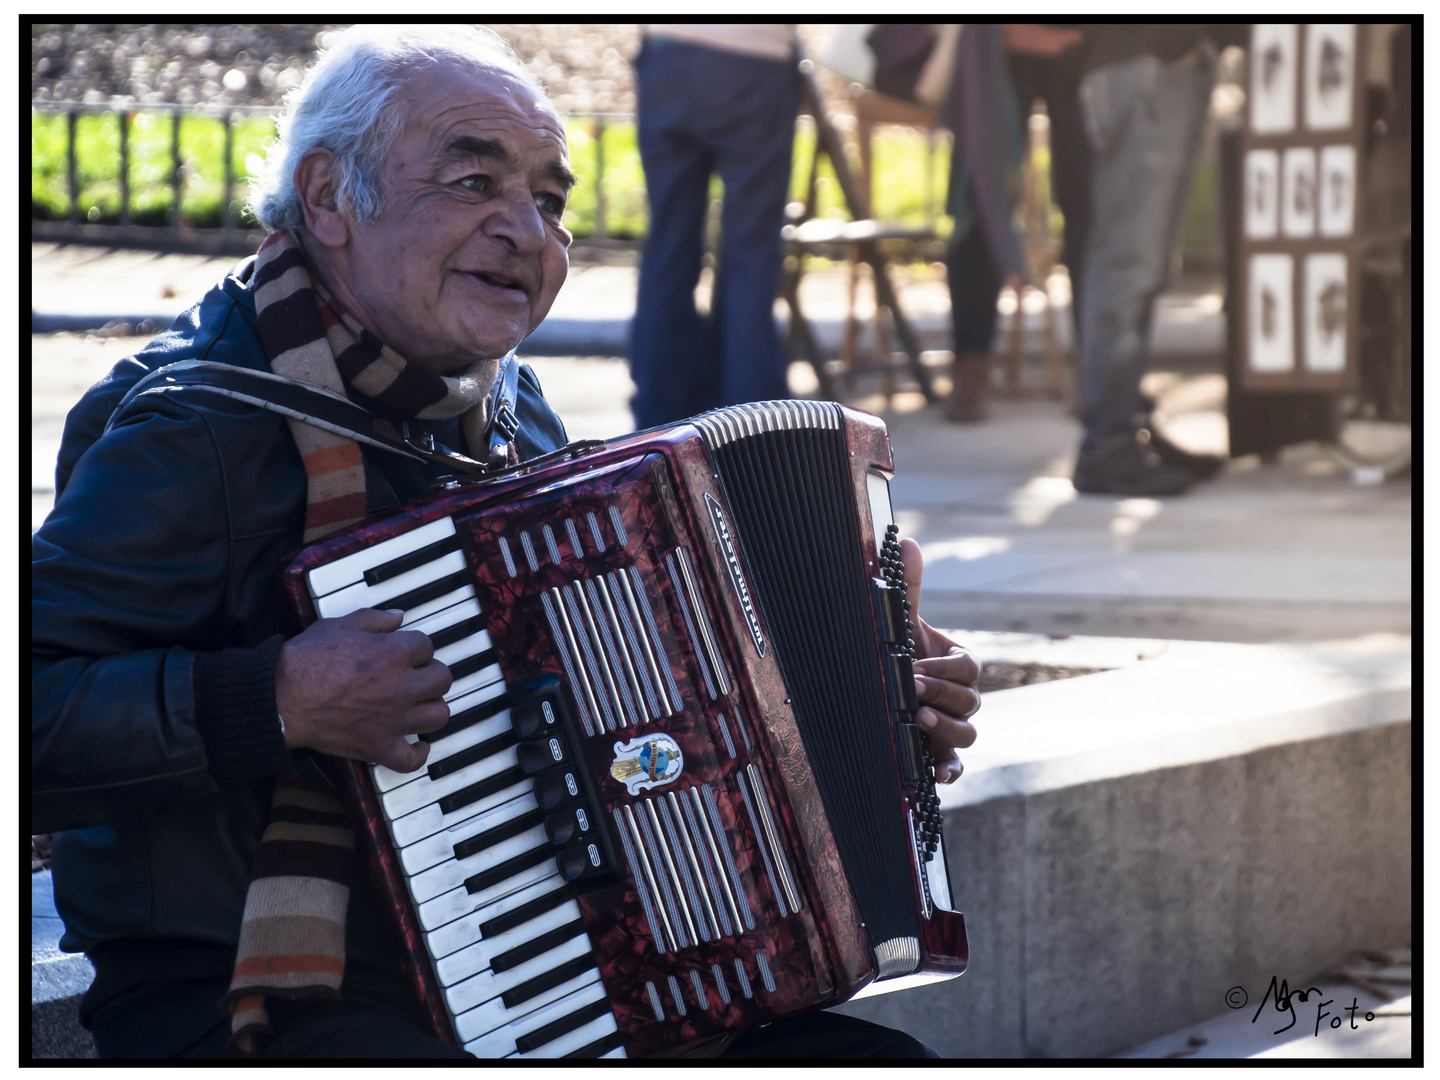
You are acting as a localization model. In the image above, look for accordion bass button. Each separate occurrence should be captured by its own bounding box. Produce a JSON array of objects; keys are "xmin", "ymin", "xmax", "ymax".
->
[
  {"xmin": 544, "ymin": 806, "xmax": 593, "ymax": 846},
  {"xmin": 517, "ymin": 733, "xmax": 571, "ymax": 775},
  {"xmin": 555, "ymin": 840, "xmax": 608, "ymax": 884},
  {"xmin": 510, "ymin": 674, "xmax": 574, "ymax": 740},
  {"xmin": 534, "ymin": 769, "xmax": 583, "ymax": 810}
]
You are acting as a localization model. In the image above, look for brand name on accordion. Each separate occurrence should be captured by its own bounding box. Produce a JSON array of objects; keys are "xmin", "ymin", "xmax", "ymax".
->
[{"xmin": 705, "ymin": 493, "xmax": 765, "ymax": 657}]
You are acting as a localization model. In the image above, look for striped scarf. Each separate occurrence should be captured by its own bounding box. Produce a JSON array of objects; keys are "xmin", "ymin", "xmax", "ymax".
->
[
  {"xmin": 250, "ymin": 228, "xmax": 497, "ymax": 542},
  {"xmin": 221, "ymin": 781, "xmax": 356, "ymax": 1054},
  {"xmin": 221, "ymin": 230, "xmax": 497, "ymax": 1054}
]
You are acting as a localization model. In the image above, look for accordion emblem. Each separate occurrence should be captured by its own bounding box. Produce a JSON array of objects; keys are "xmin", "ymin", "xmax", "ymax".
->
[
  {"xmin": 609, "ymin": 733, "xmax": 683, "ymax": 795},
  {"xmin": 279, "ymin": 401, "xmax": 968, "ymax": 1059}
]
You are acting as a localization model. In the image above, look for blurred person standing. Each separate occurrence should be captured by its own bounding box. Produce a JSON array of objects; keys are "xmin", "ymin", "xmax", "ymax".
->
[
  {"xmin": 629, "ymin": 25, "xmax": 800, "ymax": 428},
  {"xmin": 1005, "ymin": 26, "xmax": 1090, "ymax": 346},
  {"xmin": 869, "ymin": 25, "xmax": 1079, "ymax": 423},
  {"xmin": 942, "ymin": 25, "xmax": 1087, "ymax": 421},
  {"xmin": 935, "ymin": 23, "xmax": 1025, "ymax": 422},
  {"xmin": 1069, "ymin": 25, "xmax": 1245, "ymax": 495}
]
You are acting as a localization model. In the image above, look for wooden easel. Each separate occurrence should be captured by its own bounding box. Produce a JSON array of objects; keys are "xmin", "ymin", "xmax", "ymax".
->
[{"xmin": 779, "ymin": 65, "xmax": 938, "ymax": 404}]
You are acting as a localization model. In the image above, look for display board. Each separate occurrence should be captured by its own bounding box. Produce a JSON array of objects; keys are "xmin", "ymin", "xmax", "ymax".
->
[{"xmin": 1238, "ymin": 24, "xmax": 1366, "ymax": 390}]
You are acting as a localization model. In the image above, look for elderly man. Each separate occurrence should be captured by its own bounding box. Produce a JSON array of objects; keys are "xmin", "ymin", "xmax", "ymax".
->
[{"xmin": 32, "ymin": 26, "xmax": 980, "ymax": 1060}]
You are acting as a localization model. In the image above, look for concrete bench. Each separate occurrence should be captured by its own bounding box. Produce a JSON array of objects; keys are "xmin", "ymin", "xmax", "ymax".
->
[
  {"xmin": 32, "ymin": 632, "xmax": 1408, "ymax": 1059},
  {"xmin": 834, "ymin": 632, "xmax": 1412, "ymax": 1057}
]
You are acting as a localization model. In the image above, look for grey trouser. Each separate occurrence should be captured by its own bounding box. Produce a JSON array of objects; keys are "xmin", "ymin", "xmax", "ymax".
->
[{"xmin": 1077, "ymin": 46, "xmax": 1216, "ymax": 449}]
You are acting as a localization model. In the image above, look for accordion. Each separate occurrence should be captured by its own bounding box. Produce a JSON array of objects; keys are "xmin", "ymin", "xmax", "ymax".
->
[{"xmin": 278, "ymin": 400, "xmax": 967, "ymax": 1059}]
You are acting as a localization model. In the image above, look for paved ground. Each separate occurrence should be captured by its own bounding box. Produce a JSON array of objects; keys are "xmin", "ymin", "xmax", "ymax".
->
[
  {"xmin": 1116, "ymin": 948, "xmax": 1411, "ymax": 1059},
  {"xmin": 31, "ymin": 243, "xmax": 1409, "ymax": 643},
  {"xmin": 29, "ymin": 241, "xmax": 1225, "ymax": 358}
]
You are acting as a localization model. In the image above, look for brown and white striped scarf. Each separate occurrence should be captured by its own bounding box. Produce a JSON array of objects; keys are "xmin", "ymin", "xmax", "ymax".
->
[
  {"xmin": 250, "ymin": 228, "xmax": 497, "ymax": 542},
  {"xmin": 221, "ymin": 230, "xmax": 499, "ymax": 1054}
]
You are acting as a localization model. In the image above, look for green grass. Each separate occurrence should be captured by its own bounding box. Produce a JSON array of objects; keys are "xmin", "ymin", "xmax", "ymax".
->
[
  {"xmin": 790, "ymin": 125, "xmax": 953, "ymax": 230},
  {"xmin": 33, "ymin": 109, "xmax": 956, "ymax": 241},
  {"xmin": 33, "ymin": 107, "xmax": 1219, "ymax": 256},
  {"xmin": 32, "ymin": 109, "xmax": 277, "ymax": 227},
  {"xmin": 561, "ymin": 120, "xmax": 650, "ymax": 240}
]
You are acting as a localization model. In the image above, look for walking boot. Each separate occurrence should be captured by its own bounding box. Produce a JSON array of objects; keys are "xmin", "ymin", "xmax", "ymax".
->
[
  {"xmin": 1140, "ymin": 425, "xmax": 1226, "ymax": 481},
  {"xmin": 1135, "ymin": 392, "xmax": 1225, "ymax": 480},
  {"xmin": 1072, "ymin": 430, "xmax": 1197, "ymax": 496},
  {"xmin": 945, "ymin": 351, "xmax": 989, "ymax": 422}
]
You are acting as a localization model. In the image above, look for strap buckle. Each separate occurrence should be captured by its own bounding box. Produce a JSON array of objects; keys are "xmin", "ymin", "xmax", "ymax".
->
[
  {"xmin": 398, "ymin": 422, "xmax": 437, "ymax": 456},
  {"xmin": 492, "ymin": 400, "xmax": 520, "ymax": 445},
  {"xmin": 487, "ymin": 399, "xmax": 520, "ymax": 468}
]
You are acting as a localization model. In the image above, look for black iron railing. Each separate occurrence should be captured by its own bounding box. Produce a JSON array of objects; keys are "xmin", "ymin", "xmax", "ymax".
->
[{"xmin": 32, "ymin": 100, "xmax": 636, "ymax": 244}]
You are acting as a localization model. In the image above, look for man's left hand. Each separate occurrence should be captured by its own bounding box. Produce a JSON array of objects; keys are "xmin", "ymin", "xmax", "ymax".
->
[{"xmin": 900, "ymin": 538, "xmax": 980, "ymax": 784}]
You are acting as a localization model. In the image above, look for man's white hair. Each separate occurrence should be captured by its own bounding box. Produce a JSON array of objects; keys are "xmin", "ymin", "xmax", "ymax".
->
[{"xmin": 249, "ymin": 25, "xmax": 545, "ymax": 232}]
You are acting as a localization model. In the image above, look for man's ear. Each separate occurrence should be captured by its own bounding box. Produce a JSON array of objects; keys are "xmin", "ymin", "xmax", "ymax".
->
[{"xmin": 294, "ymin": 148, "xmax": 349, "ymax": 248}]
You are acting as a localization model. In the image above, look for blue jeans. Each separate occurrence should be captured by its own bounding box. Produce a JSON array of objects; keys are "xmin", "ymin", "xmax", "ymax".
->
[
  {"xmin": 630, "ymin": 40, "xmax": 800, "ymax": 428},
  {"xmin": 1077, "ymin": 48, "xmax": 1215, "ymax": 449}
]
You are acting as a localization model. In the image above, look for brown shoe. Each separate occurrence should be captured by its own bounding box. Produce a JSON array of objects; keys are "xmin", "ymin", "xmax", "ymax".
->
[{"xmin": 945, "ymin": 351, "xmax": 989, "ymax": 422}]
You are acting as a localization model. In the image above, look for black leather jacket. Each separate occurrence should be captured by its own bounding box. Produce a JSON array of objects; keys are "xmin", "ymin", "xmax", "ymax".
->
[{"xmin": 31, "ymin": 257, "xmax": 569, "ymax": 972}]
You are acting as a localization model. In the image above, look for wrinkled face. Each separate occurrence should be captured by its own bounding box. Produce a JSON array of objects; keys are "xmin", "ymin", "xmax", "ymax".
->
[{"xmin": 344, "ymin": 63, "xmax": 574, "ymax": 374}]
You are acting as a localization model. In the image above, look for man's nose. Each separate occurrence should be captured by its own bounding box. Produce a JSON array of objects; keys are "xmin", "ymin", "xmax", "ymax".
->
[{"xmin": 481, "ymin": 190, "xmax": 547, "ymax": 256}]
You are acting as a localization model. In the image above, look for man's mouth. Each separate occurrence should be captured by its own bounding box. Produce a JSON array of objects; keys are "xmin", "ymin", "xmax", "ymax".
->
[{"xmin": 464, "ymin": 270, "xmax": 528, "ymax": 294}]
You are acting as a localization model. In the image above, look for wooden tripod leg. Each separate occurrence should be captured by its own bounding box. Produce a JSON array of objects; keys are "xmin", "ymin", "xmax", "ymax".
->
[
  {"xmin": 782, "ymin": 268, "xmax": 836, "ymax": 401},
  {"xmin": 865, "ymin": 245, "xmax": 936, "ymax": 402},
  {"xmin": 841, "ymin": 245, "xmax": 861, "ymax": 391},
  {"xmin": 1004, "ymin": 287, "xmax": 1024, "ymax": 388},
  {"xmin": 1044, "ymin": 288, "xmax": 1064, "ymax": 398}
]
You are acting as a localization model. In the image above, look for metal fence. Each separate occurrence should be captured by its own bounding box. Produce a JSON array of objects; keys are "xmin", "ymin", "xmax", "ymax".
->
[
  {"xmin": 33, "ymin": 99, "xmax": 275, "ymax": 231},
  {"xmin": 32, "ymin": 99, "xmax": 638, "ymax": 246}
]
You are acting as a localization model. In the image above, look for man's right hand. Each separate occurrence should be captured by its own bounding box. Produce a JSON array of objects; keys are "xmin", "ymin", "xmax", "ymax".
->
[{"xmin": 274, "ymin": 608, "xmax": 452, "ymax": 773}]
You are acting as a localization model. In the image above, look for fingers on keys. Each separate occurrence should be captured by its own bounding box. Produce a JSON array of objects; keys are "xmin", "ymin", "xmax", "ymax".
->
[
  {"xmin": 338, "ymin": 606, "xmax": 407, "ymax": 632},
  {"xmin": 930, "ymin": 745, "xmax": 964, "ymax": 785},
  {"xmin": 913, "ymin": 674, "xmax": 981, "ymax": 726},
  {"xmin": 916, "ymin": 704, "xmax": 977, "ymax": 751},
  {"xmin": 913, "ymin": 647, "xmax": 980, "ymax": 687}
]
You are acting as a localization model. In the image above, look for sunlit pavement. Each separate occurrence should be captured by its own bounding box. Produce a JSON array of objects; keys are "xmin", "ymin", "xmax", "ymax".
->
[
  {"xmin": 1115, "ymin": 949, "xmax": 1411, "ymax": 1059},
  {"xmin": 31, "ymin": 243, "xmax": 1409, "ymax": 646}
]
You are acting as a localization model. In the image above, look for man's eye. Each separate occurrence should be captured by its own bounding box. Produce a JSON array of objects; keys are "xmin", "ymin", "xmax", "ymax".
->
[
  {"xmin": 460, "ymin": 174, "xmax": 491, "ymax": 193},
  {"xmin": 536, "ymin": 192, "xmax": 566, "ymax": 216}
]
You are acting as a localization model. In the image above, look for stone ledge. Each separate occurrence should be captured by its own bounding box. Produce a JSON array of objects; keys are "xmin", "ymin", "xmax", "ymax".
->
[
  {"xmin": 835, "ymin": 632, "xmax": 1411, "ymax": 1058},
  {"xmin": 31, "ymin": 633, "xmax": 1409, "ymax": 1059}
]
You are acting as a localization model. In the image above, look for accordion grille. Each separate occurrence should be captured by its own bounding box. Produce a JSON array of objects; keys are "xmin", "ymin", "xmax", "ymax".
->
[{"xmin": 697, "ymin": 401, "xmax": 922, "ymax": 961}]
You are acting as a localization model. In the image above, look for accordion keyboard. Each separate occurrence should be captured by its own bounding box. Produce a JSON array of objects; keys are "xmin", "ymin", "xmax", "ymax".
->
[{"xmin": 307, "ymin": 516, "xmax": 626, "ymax": 1059}]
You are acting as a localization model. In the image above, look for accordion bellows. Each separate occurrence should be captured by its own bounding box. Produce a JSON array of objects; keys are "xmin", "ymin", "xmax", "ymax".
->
[{"xmin": 279, "ymin": 401, "xmax": 968, "ymax": 1059}]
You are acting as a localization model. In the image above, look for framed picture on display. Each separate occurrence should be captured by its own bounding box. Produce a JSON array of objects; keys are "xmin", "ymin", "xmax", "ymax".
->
[
  {"xmin": 1244, "ymin": 150, "xmax": 1279, "ymax": 239},
  {"xmin": 1302, "ymin": 253, "xmax": 1349, "ymax": 372},
  {"xmin": 1248, "ymin": 254, "xmax": 1295, "ymax": 373},
  {"xmin": 1238, "ymin": 23, "xmax": 1364, "ymax": 391},
  {"xmin": 1304, "ymin": 24, "xmax": 1356, "ymax": 130},
  {"xmin": 1318, "ymin": 144, "xmax": 1357, "ymax": 237},
  {"xmin": 1250, "ymin": 24, "xmax": 1298, "ymax": 133},
  {"xmin": 1281, "ymin": 147, "xmax": 1317, "ymax": 238}
]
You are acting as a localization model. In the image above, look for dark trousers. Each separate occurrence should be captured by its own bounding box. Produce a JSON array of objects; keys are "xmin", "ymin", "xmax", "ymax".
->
[
  {"xmin": 1008, "ymin": 51, "xmax": 1094, "ymax": 343},
  {"xmin": 1077, "ymin": 49, "xmax": 1215, "ymax": 447},
  {"xmin": 630, "ymin": 39, "xmax": 800, "ymax": 428},
  {"xmin": 83, "ymin": 974, "xmax": 935, "ymax": 1060},
  {"xmin": 946, "ymin": 194, "xmax": 1003, "ymax": 354},
  {"xmin": 82, "ymin": 974, "xmax": 473, "ymax": 1060}
]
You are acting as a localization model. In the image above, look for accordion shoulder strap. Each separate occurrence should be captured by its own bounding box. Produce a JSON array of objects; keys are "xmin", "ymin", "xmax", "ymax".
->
[
  {"xmin": 106, "ymin": 359, "xmax": 491, "ymax": 474},
  {"xmin": 485, "ymin": 351, "xmax": 522, "ymax": 468}
]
